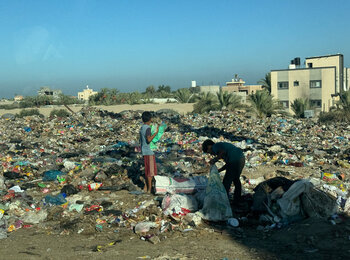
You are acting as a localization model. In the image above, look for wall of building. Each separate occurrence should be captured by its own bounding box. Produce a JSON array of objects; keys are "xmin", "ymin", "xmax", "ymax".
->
[
  {"xmin": 305, "ymin": 54, "xmax": 343, "ymax": 92},
  {"xmin": 196, "ymin": 85, "xmax": 220, "ymax": 94},
  {"xmin": 344, "ymin": 68, "xmax": 350, "ymax": 91},
  {"xmin": 78, "ymin": 89, "xmax": 98, "ymax": 101},
  {"xmin": 271, "ymin": 67, "xmax": 336, "ymax": 113},
  {"xmin": 222, "ymin": 85, "xmax": 262, "ymax": 95}
]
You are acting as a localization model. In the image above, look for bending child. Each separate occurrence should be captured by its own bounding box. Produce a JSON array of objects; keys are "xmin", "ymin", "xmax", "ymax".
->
[{"xmin": 202, "ymin": 139, "xmax": 245, "ymax": 204}]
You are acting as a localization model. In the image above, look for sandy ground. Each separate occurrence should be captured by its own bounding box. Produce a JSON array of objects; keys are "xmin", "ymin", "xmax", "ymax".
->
[
  {"xmin": 1, "ymin": 182, "xmax": 349, "ymax": 260},
  {"xmin": 0, "ymin": 103, "xmax": 195, "ymax": 117}
]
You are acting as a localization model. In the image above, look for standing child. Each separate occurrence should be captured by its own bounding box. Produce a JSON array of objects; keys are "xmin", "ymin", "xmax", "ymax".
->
[
  {"xmin": 140, "ymin": 111, "xmax": 159, "ymax": 193},
  {"xmin": 202, "ymin": 139, "xmax": 245, "ymax": 204}
]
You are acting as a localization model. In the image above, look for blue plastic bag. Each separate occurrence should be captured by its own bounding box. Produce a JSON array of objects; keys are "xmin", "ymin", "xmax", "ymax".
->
[{"xmin": 42, "ymin": 170, "xmax": 66, "ymax": 181}]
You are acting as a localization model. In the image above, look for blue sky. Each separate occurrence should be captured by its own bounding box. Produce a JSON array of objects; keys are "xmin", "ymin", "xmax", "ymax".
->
[{"xmin": 0, "ymin": 0, "xmax": 349, "ymax": 98}]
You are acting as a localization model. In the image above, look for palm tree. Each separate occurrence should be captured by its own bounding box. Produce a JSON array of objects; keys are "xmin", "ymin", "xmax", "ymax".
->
[
  {"xmin": 338, "ymin": 90, "xmax": 350, "ymax": 112},
  {"xmin": 193, "ymin": 92, "xmax": 219, "ymax": 114},
  {"xmin": 145, "ymin": 85, "xmax": 156, "ymax": 96},
  {"xmin": 248, "ymin": 90, "xmax": 280, "ymax": 118},
  {"xmin": 175, "ymin": 88, "xmax": 193, "ymax": 103},
  {"xmin": 157, "ymin": 85, "xmax": 171, "ymax": 93},
  {"xmin": 258, "ymin": 73, "xmax": 271, "ymax": 93},
  {"xmin": 126, "ymin": 91, "xmax": 142, "ymax": 105},
  {"xmin": 216, "ymin": 89, "xmax": 242, "ymax": 110},
  {"xmin": 291, "ymin": 98, "xmax": 310, "ymax": 118}
]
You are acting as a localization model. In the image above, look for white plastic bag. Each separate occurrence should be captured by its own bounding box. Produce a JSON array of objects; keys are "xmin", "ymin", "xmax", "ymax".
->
[
  {"xmin": 200, "ymin": 165, "xmax": 232, "ymax": 221},
  {"xmin": 134, "ymin": 221, "xmax": 158, "ymax": 234},
  {"xmin": 277, "ymin": 179, "xmax": 312, "ymax": 217},
  {"xmin": 162, "ymin": 194, "xmax": 198, "ymax": 216}
]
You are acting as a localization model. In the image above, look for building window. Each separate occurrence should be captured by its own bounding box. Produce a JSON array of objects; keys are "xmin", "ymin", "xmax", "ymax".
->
[
  {"xmin": 278, "ymin": 82, "xmax": 289, "ymax": 90},
  {"xmin": 310, "ymin": 80, "xmax": 321, "ymax": 88},
  {"xmin": 307, "ymin": 63, "xmax": 313, "ymax": 68},
  {"xmin": 294, "ymin": 81, "xmax": 299, "ymax": 86},
  {"xmin": 310, "ymin": 99, "xmax": 322, "ymax": 108},
  {"xmin": 279, "ymin": 101, "xmax": 289, "ymax": 108}
]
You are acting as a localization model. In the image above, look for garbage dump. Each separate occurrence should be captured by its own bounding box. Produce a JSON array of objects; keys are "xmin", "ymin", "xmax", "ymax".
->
[{"xmin": 0, "ymin": 107, "xmax": 349, "ymax": 249}]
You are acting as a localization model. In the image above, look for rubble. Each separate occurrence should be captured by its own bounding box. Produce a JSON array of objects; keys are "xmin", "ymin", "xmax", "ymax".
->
[{"xmin": 0, "ymin": 107, "xmax": 349, "ymax": 245}]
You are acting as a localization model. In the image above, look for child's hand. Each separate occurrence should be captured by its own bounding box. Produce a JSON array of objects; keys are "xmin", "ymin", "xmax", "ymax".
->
[
  {"xmin": 209, "ymin": 158, "xmax": 217, "ymax": 165},
  {"xmin": 155, "ymin": 126, "xmax": 159, "ymax": 133}
]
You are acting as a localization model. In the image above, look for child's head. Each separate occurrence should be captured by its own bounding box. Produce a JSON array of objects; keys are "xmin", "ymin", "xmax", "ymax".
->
[
  {"xmin": 202, "ymin": 139, "xmax": 215, "ymax": 154},
  {"xmin": 142, "ymin": 111, "xmax": 152, "ymax": 123}
]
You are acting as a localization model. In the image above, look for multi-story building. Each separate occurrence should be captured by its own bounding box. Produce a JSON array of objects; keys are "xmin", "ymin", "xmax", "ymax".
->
[
  {"xmin": 271, "ymin": 54, "xmax": 349, "ymax": 113},
  {"xmin": 78, "ymin": 85, "xmax": 98, "ymax": 101}
]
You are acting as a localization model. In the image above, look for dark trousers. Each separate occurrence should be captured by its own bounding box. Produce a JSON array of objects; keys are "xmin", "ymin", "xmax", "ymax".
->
[{"xmin": 223, "ymin": 157, "xmax": 245, "ymax": 201}]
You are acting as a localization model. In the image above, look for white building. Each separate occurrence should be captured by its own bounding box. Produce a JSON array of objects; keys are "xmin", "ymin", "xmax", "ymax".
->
[{"xmin": 78, "ymin": 85, "xmax": 98, "ymax": 101}]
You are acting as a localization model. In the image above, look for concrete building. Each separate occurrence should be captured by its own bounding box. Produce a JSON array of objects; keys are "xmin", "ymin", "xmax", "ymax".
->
[
  {"xmin": 222, "ymin": 75, "xmax": 263, "ymax": 95},
  {"xmin": 345, "ymin": 67, "xmax": 350, "ymax": 90},
  {"xmin": 192, "ymin": 85, "xmax": 220, "ymax": 94},
  {"xmin": 14, "ymin": 95, "xmax": 24, "ymax": 101},
  {"xmin": 78, "ymin": 85, "xmax": 98, "ymax": 101},
  {"xmin": 38, "ymin": 87, "xmax": 62, "ymax": 100},
  {"xmin": 271, "ymin": 54, "xmax": 349, "ymax": 113}
]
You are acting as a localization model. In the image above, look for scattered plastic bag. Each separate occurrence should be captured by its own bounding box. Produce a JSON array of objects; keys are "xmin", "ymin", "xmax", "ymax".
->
[
  {"xmin": 134, "ymin": 221, "xmax": 158, "ymax": 234},
  {"xmin": 42, "ymin": 170, "xmax": 66, "ymax": 181},
  {"xmin": 162, "ymin": 194, "xmax": 198, "ymax": 216},
  {"xmin": 22, "ymin": 210, "xmax": 48, "ymax": 224}
]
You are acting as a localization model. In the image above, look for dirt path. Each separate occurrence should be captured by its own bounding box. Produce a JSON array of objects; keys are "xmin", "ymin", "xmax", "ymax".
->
[{"xmin": 0, "ymin": 103, "xmax": 195, "ymax": 117}]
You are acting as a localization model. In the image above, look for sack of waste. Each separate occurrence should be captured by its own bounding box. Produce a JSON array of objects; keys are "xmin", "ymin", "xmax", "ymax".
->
[
  {"xmin": 154, "ymin": 175, "xmax": 207, "ymax": 195},
  {"xmin": 162, "ymin": 194, "xmax": 198, "ymax": 216},
  {"xmin": 200, "ymin": 165, "xmax": 232, "ymax": 221}
]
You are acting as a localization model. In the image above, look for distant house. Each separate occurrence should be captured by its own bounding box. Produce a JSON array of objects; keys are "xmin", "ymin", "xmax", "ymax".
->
[
  {"xmin": 78, "ymin": 85, "xmax": 98, "ymax": 101},
  {"xmin": 222, "ymin": 75, "xmax": 263, "ymax": 95},
  {"xmin": 14, "ymin": 95, "xmax": 24, "ymax": 101},
  {"xmin": 37, "ymin": 87, "xmax": 62, "ymax": 100}
]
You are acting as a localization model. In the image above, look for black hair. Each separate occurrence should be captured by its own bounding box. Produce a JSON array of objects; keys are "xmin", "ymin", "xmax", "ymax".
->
[
  {"xmin": 142, "ymin": 111, "xmax": 152, "ymax": 123},
  {"xmin": 202, "ymin": 139, "xmax": 215, "ymax": 153}
]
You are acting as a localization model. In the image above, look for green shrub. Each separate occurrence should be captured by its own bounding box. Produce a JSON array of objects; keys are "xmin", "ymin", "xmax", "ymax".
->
[
  {"xmin": 319, "ymin": 110, "xmax": 350, "ymax": 123},
  {"xmin": 17, "ymin": 109, "xmax": 43, "ymax": 118},
  {"xmin": 50, "ymin": 109, "xmax": 70, "ymax": 117},
  {"xmin": 0, "ymin": 103, "xmax": 20, "ymax": 110}
]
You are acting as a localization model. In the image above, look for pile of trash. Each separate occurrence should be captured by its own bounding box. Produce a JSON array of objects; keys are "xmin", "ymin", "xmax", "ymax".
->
[{"xmin": 0, "ymin": 107, "xmax": 349, "ymax": 243}]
